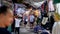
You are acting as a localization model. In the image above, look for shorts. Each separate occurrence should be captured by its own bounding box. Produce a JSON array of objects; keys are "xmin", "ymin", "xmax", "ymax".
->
[
  {"xmin": 30, "ymin": 22, "xmax": 34, "ymax": 24},
  {"xmin": 24, "ymin": 21, "xmax": 27, "ymax": 25}
]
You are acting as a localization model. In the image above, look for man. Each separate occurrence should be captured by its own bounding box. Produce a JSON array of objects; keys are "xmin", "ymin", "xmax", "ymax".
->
[
  {"xmin": 15, "ymin": 17, "xmax": 21, "ymax": 34},
  {"xmin": 0, "ymin": 5, "xmax": 13, "ymax": 34}
]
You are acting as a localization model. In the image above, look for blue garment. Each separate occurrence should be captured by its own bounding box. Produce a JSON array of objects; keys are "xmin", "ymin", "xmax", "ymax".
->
[
  {"xmin": 0, "ymin": 28, "xmax": 11, "ymax": 34},
  {"xmin": 30, "ymin": 15, "xmax": 35, "ymax": 22},
  {"xmin": 34, "ymin": 25, "xmax": 45, "ymax": 33},
  {"xmin": 41, "ymin": 32, "xmax": 48, "ymax": 34},
  {"xmin": 24, "ymin": 16, "xmax": 28, "ymax": 22}
]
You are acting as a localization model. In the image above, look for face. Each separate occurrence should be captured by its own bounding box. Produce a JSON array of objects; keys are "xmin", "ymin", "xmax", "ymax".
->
[
  {"xmin": 5, "ymin": 9, "xmax": 13, "ymax": 26},
  {"xmin": 1, "ymin": 9, "xmax": 13, "ymax": 27}
]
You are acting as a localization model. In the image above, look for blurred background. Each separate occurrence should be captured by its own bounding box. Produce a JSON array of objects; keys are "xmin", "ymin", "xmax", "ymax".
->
[{"xmin": 0, "ymin": 0, "xmax": 60, "ymax": 34}]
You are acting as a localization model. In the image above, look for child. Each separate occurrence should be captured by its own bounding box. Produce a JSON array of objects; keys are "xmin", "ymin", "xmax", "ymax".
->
[
  {"xmin": 29, "ymin": 14, "xmax": 35, "ymax": 29},
  {"xmin": 23, "ymin": 14, "xmax": 28, "ymax": 27}
]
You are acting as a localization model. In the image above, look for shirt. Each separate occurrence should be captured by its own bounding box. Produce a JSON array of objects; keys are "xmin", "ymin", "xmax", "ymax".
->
[
  {"xmin": 0, "ymin": 28, "xmax": 11, "ymax": 34},
  {"xmin": 24, "ymin": 16, "xmax": 28, "ymax": 22},
  {"xmin": 29, "ymin": 15, "xmax": 35, "ymax": 22},
  {"xmin": 34, "ymin": 25, "xmax": 45, "ymax": 32},
  {"xmin": 15, "ymin": 18, "xmax": 21, "ymax": 27}
]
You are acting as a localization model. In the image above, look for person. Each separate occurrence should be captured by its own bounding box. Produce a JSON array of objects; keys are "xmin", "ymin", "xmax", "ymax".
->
[
  {"xmin": 25, "ymin": 6, "xmax": 32, "ymax": 16},
  {"xmin": 0, "ymin": 5, "xmax": 13, "ymax": 34},
  {"xmin": 16, "ymin": 7, "xmax": 25, "ymax": 26},
  {"xmin": 36, "ymin": 10, "xmax": 41, "ymax": 25},
  {"xmin": 52, "ymin": 12, "xmax": 60, "ymax": 34},
  {"xmin": 33, "ymin": 9, "xmax": 40, "ymax": 25},
  {"xmin": 52, "ymin": 0, "xmax": 60, "ymax": 34},
  {"xmin": 23, "ymin": 6, "xmax": 32, "ymax": 27},
  {"xmin": 23, "ymin": 13, "xmax": 28, "ymax": 27},
  {"xmin": 15, "ymin": 16, "xmax": 21, "ymax": 34},
  {"xmin": 29, "ymin": 12, "xmax": 35, "ymax": 29},
  {"xmin": 34, "ymin": 24, "xmax": 50, "ymax": 34}
]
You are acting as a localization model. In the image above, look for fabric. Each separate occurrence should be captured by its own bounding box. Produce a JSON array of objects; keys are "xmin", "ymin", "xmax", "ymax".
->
[
  {"xmin": 48, "ymin": 0, "xmax": 54, "ymax": 11},
  {"xmin": 24, "ymin": 16, "xmax": 28, "ymax": 22},
  {"xmin": 52, "ymin": 21, "xmax": 60, "ymax": 34},
  {"xmin": 41, "ymin": 32, "xmax": 48, "ymax": 34},
  {"xmin": 34, "ymin": 25, "xmax": 45, "ymax": 33},
  {"xmin": 42, "ymin": 17, "xmax": 48, "ymax": 25},
  {"xmin": 55, "ymin": 3, "xmax": 60, "ymax": 15},
  {"xmin": 7, "ymin": 25, "xmax": 12, "ymax": 32},
  {"xmin": 0, "ymin": 28, "xmax": 11, "ymax": 34},
  {"xmin": 30, "ymin": 22, "xmax": 34, "ymax": 24},
  {"xmin": 29, "ymin": 15, "xmax": 35, "ymax": 22},
  {"xmin": 16, "ymin": 8, "xmax": 25, "ymax": 17},
  {"xmin": 15, "ymin": 27, "xmax": 20, "ymax": 34},
  {"xmin": 15, "ymin": 18, "xmax": 21, "ymax": 27},
  {"xmin": 24, "ymin": 21, "xmax": 27, "ymax": 25}
]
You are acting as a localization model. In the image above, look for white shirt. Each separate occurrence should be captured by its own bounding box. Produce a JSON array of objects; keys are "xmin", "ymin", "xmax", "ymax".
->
[
  {"xmin": 52, "ymin": 21, "xmax": 60, "ymax": 34},
  {"xmin": 15, "ymin": 18, "xmax": 21, "ymax": 27},
  {"xmin": 48, "ymin": 0, "xmax": 54, "ymax": 11}
]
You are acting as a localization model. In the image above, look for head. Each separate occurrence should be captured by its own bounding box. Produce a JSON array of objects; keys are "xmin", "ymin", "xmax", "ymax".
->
[
  {"xmin": 26, "ymin": 6, "xmax": 32, "ymax": 11},
  {"xmin": 54, "ymin": 12, "xmax": 60, "ymax": 22},
  {"xmin": 0, "ymin": 5, "xmax": 13, "ymax": 27}
]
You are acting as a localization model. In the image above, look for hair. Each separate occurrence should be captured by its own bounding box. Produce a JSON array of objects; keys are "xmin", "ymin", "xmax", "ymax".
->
[
  {"xmin": 26, "ymin": 5, "xmax": 32, "ymax": 9},
  {"xmin": 54, "ymin": 12, "xmax": 60, "ymax": 21},
  {"xmin": 0, "ymin": 5, "xmax": 10, "ymax": 14}
]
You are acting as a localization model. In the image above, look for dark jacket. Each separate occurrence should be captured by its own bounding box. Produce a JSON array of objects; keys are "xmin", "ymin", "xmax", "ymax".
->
[{"xmin": 0, "ymin": 28, "xmax": 11, "ymax": 34}]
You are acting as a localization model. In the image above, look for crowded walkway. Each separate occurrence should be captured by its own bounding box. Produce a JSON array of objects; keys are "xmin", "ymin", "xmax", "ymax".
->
[{"xmin": 0, "ymin": 0, "xmax": 60, "ymax": 34}]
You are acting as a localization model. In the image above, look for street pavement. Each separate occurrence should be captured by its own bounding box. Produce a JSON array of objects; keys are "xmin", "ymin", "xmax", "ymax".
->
[
  {"xmin": 12, "ymin": 25, "xmax": 35, "ymax": 34},
  {"xmin": 20, "ymin": 25, "xmax": 35, "ymax": 34}
]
